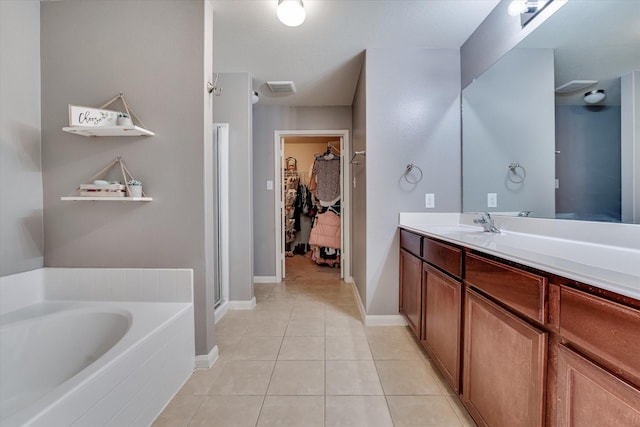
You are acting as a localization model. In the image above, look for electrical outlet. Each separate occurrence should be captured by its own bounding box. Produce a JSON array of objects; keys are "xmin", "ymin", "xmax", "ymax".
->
[
  {"xmin": 555, "ymin": 178, "xmax": 560, "ymax": 189},
  {"xmin": 266, "ymin": 180, "xmax": 273, "ymax": 190},
  {"xmin": 487, "ymin": 193, "xmax": 497, "ymax": 208},
  {"xmin": 425, "ymin": 193, "xmax": 435, "ymax": 209}
]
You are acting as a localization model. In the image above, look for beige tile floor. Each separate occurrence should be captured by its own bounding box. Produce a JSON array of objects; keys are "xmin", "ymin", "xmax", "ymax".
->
[{"xmin": 153, "ymin": 256, "xmax": 476, "ymax": 427}]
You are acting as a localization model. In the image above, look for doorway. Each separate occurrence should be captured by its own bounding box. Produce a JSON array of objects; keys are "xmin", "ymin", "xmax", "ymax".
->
[{"xmin": 274, "ymin": 130, "xmax": 351, "ymax": 283}]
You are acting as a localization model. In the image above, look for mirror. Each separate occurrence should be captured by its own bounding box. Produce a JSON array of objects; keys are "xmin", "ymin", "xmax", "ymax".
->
[{"xmin": 462, "ymin": 1, "xmax": 640, "ymax": 223}]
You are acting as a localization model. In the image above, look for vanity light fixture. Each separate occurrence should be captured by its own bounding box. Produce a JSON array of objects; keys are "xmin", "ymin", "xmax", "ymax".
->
[
  {"xmin": 508, "ymin": 0, "xmax": 552, "ymax": 26},
  {"xmin": 584, "ymin": 89, "xmax": 606, "ymax": 104},
  {"xmin": 277, "ymin": 0, "xmax": 306, "ymax": 27}
]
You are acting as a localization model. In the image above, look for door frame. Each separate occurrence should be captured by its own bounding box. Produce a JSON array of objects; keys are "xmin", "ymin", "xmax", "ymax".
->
[{"xmin": 274, "ymin": 129, "xmax": 351, "ymax": 282}]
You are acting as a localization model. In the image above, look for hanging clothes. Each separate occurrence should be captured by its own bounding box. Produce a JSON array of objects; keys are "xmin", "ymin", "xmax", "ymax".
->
[
  {"xmin": 309, "ymin": 210, "xmax": 341, "ymax": 250},
  {"xmin": 312, "ymin": 154, "xmax": 340, "ymax": 204}
]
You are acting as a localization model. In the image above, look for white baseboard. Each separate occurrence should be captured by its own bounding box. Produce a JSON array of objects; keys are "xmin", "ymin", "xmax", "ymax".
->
[
  {"xmin": 254, "ymin": 276, "xmax": 278, "ymax": 283},
  {"xmin": 349, "ymin": 279, "xmax": 408, "ymax": 327},
  {"xmin": 215, "ymin": 300, "xmax": 229, "ymax": 323},
  {"xmin": 364, "ymin": 315, "xmax": 407, "ymax": 327},
  {"xmin": 228, "ymin": 297, "xmax": 256, "ymax": 310},
  {"xmin": 195, "ymin": 345, "xmax": 219, "ymax": 369}
]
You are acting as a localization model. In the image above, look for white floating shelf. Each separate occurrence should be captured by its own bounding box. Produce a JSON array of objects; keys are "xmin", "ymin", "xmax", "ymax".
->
[
  {"xmin": 61, "ymin": 196, "xmax": 153, "ymax": 202},
  {"xmin": 62, "ymin": 125, "xmax": 154, "ymax": 137}
]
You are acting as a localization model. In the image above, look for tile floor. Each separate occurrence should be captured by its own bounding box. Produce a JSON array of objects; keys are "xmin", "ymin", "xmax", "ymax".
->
[{"xmin": 153, "ymin": 256, "xmax": 476, "ymax": 426}]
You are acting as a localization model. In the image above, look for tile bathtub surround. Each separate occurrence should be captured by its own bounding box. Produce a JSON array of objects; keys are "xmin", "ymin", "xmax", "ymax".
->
[
  {"xmin": 154, "ymin": 279, "xmax": 476, "ymax": 427},
  {"xmin": 44, "ymin": 268, "xmax": 194, "ymax": 302}
]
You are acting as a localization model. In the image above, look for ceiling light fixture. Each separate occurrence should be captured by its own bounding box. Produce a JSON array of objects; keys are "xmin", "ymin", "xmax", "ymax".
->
[
  {"xmin": 508, "ymin": 0, "xmax": 535, "ymax": 16},
  {"xmin": 277, "ymin": 0, "xmax": 305, "ymax": 27},
  {"xmin": 584, "ymin": 89, "xmax": 606, "ymax": 104}
]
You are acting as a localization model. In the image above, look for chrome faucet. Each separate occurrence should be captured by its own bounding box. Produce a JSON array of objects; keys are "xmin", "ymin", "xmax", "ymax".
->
[{"xmin": 473, "ymin": 212, "xmax": 500, "ymax": 233}]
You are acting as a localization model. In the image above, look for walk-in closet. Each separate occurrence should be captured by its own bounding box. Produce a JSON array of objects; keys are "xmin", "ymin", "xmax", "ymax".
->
[{"xmin": 282, "ymin": 136, "xmax": 342, "ymax": 280}]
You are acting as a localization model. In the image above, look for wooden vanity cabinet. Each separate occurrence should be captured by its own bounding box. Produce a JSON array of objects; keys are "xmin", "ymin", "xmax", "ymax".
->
[
  {"xmin": 422, "ymin": 263, "xmax": 462, "ymax": 392},
  {"xmin": 556, "ymin": 345, "xmax": 640, "ymax": 426},
  {"xmin": 462, "ymin": 288, "xmax": 547, "ymax": 427},
  {"xmin": 399, "ymin": 228, "xmax": 640, "ymax": 427},
  {"xmin": 399, "ymin": 229, "xmax": 463, "ymax": 392},
  {"xmin": 399, "ymin": 248, "xmax": 422, "ymax": 337}
]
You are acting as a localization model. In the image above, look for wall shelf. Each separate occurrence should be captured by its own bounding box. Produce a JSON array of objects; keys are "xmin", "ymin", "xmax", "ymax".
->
[
  {"xmin": 62, "ymin": 125, "xmax": 154, "ymax": 137},
  {"xmin": 61, "ymin": 196, "xmax": 152, "ymax": 202}
]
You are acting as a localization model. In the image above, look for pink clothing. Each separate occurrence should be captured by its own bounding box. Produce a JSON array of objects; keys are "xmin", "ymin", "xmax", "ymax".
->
[{"xmin": 309, "ymin": 211, "xmax": 341, "ymax": 249}]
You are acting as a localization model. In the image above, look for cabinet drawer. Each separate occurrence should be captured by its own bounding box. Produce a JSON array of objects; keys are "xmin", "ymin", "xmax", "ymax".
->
[
  {"xmin": 465, "ymin": 253, "xmax": 547, "ymax": 324},
  {"xmin": 560, "ymin": 286, "xmax": 640, "ymax": 386},
  {"xmin": 400, "ymin": 229, "xmax": 422, "ymax": 257},
  {"xmin": 422, "ymin": 238, "xmax": 462, "ymax": 279}
]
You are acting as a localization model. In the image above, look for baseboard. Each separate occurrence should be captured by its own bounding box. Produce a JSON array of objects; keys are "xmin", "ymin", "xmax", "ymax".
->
[
  {"xmin": 364, "ymin": 315, "xmax": 408, "ymax": 327},
  {"xmin": 349, "ymin": 280, "xmax": 407, "ymax": 327},
  {"xmin": 228, "ymin": 297, "xmax": 256, "ymax": 310},
  {"xmin": 349, "ymin": 279, "xmax": 367, "ymax": 324},
  {"xmin": 215, "ymin": 300, "xmax": 229, "ymax": 323},
  {"xmin": 195, "ymin": 345, "xmax": 219, "ymax": 369},
  {"xmin": 254, "ymin": 276, "xmax": 278, "ymax": 283}
]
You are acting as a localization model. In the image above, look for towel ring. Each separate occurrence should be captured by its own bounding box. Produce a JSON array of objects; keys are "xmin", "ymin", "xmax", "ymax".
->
[
  {"xmin": 507, "ymin": 162, "xmax": 526, "ymax": 184},
  {"xmin": 404, "ymin": 163, "xmax": 423, "ymax": 184}
]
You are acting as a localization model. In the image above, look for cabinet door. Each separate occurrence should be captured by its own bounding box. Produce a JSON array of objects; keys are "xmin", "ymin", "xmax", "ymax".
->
[
  {"xmin": 462, "ymin": 289, "xmax": 547, "ymax": 427},
  {"xmin": 557, "ymin": 345, "xmax": 640, "ymax": 427},
  {"xmin": 422, "ymin": 263, "xmax": 462, "ymax": 392},
  {"xmin": 399, "ymin": 249, "xmax": 422, "ymax": 337}
]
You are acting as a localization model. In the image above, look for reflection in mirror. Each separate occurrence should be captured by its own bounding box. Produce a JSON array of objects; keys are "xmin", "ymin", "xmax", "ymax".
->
[{"xmin": 462, "ymin": 0, "xmax": 640, "ymax": 224}]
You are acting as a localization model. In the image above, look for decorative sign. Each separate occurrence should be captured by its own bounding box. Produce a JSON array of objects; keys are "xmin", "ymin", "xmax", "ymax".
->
[{"xmin": 68, "ymin": 105, "xmax": 119, "ymax": 127}]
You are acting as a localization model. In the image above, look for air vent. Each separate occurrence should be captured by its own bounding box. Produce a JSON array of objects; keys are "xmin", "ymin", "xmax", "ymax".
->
[
  {"xmin": 555, "ymin": 80, "xmax": 598, "ymax": 94},
  {"xmin": 267, "ymin": 81, "xmax": 296, "ymax": 94}
]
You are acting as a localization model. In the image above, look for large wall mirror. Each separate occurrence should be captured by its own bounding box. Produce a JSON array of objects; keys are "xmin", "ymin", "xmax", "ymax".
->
[{"xmin": 462, "ymin": 1, "xmax": 640, "ymax": 223}]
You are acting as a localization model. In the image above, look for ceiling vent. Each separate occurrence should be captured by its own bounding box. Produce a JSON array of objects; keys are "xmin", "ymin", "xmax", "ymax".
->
[
  {"xmin": 267, "ymin": 81, "xmax": 297, "ymax": 94},
  {"xmin": 555, "ymin": 80, "xmax": 598, "ymax": 94}
]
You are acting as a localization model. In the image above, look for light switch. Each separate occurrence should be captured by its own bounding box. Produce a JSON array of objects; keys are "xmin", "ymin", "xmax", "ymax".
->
[
  {"xmin": 266, "ymin": 180, "xmax": 273, "ymax": 190},
  {"xmin": 487, "ymin": 193, "xmax": 497, "ymax": 208},
  {"xmin": 425, "ymin": 193, "xmax": 435, "ymax": 209}
]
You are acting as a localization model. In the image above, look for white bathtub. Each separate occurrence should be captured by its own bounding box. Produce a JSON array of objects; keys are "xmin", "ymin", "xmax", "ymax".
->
[{"xmin": 0, "ymin": 268, "xmax": 195, "ymax": 427}]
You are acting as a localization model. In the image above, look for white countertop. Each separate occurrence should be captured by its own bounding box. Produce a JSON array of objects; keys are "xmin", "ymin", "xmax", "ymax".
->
[{"xmin": 399, "ymin": 213, "xmax": 640, "ymax": 300}]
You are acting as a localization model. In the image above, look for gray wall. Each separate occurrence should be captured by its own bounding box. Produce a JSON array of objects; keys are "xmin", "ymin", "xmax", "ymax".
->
[
  {"xmin": 462, "ymin": 48, "xmax": 556, "ymax": 217},
  {"xmin": 40, "ymin": 0, "xmax": 215, "ymax": 356},
  {"xmin": 556, "ymin": 104, "xmax": 622, "ymax": 221},
  {"xmin": 351, "ymin": 61, "xmax": 367, "ymax": 303},
  {"xmin": 0, "ymin": 0, "xmax": 43, "ymax": 277},
  {"xmin": 461, "ymin": 0, "xmax": 566, "ymax": 88},
  {"xmin": 364, "ymin": 48, "xmax": 461, "ymax": 315},
  {"xmin": 212, "ymin": 72, "xmax": 254, "ymax": 301},
  {"xmin": 252, "ymin": 106, "xmax": 352, "ymax": 277}
]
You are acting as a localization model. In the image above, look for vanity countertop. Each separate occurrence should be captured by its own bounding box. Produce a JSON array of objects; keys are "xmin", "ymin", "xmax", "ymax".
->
[{"xmin": 399, "ymin": 213, "xmax": 640, "ymax": 300}]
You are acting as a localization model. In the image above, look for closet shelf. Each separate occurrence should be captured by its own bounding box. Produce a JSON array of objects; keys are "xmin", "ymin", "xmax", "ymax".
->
[
  {"xmin": 61, "ymin": 196, "xmax": 152, "ymax": 202},
  {"xmin": 62, "ymin": 125, "xmax": 154, "ymax": 137}
]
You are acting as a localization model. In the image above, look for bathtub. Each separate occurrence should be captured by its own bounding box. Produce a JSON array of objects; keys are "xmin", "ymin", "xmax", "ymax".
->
[{"xmin": 0, "ymin": 268, "xmax": 195, "ymax": 427}]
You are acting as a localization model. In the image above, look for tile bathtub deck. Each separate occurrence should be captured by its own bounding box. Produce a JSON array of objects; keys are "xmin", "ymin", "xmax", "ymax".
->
[{"xmin": 153, "ymin": 258, "xmax": 476, "ymax": 427}]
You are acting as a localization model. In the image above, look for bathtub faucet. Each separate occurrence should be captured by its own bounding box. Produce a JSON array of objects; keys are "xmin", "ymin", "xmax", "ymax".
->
[{"xmin": 473, "ymin": 212, "xmax": 500, "ymax": 233}]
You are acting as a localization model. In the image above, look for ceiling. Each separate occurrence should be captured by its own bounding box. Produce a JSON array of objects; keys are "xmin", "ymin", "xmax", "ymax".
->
[{"xmin": 212, "ymin": 0, "xmax": 500, "ymax": 107}]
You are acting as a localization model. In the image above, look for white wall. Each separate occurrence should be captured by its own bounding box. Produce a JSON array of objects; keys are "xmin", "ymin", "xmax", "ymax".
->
[
  {"xmin": 364, "ymin": 48, "xmax": 461, "ymax": 315},
  {"xmin": 212, "ymin": 72, "xmax": 254, "ymax": 301},
  {"xmin": 40, "ymin": 0, "xmax": 216, "ymax": 357},
  {"xmin": 252, "ymin": 106, "xmax": 352, "ymax": 277},
  {"xmin": 0, "ymin": 0, "xmax": 43, "ymax": 277},
  {"xmin": 462, "ymin": 48, "xmax": 556, "ymax": 217}
]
